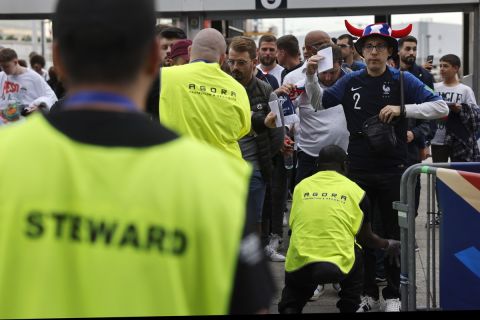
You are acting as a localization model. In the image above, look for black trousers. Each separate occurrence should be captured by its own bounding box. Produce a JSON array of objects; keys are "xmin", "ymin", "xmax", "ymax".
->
[
  {"xmin": 262, "ymin": 153, "xmax": 289, "ymax": 239},
  {"xmin": 348, "ymin": 171, "xmax": 401, "ymax": 300},
  {"xmin": 295, "ymin": 150, "xmax": 317, "ymax": 186},
  {"xmin": 278, "ymin": 246, "xmax": 364, "ymax": 313},
  {"xmin": 431, "ymin": 144, "xmax": 450, "ymax": 163}
]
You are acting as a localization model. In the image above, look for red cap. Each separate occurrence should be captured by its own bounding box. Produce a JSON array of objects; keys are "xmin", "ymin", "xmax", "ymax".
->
[{"xmin": 170, "ymin": 39, "xmax": 192, "ymax": 60}]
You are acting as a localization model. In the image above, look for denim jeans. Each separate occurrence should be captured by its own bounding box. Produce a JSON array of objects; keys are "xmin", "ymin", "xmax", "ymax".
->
[{"xmin": 248, "ymin": 169, "xmax": 266, "ymax": 224}]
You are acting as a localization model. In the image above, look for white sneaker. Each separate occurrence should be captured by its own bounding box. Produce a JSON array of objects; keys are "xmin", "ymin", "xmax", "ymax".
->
[
  {"xmin": 308, "ymin": 284, "xmax": 325, "ymax": 301},
  {"xmin": 268, "ymin": 233, "xmax": 282, "ymax": 251},
  {"xmin": 264, "ymin": 245, "xmax": 285, "ymax": 262},
  {"xmin": 383, "ymin": 298, "xmax": 401, "ymax": 312},
  {"xmin": 358, "ymin": 295, "xmax": 380, "ymax": 312},
  {"xmin": 283, "ymin": 213, "xmax": 289, "ymax": 226},
  {"xmin": 332, "ymin": 282, "xmax": 341, "ymax": 292}
]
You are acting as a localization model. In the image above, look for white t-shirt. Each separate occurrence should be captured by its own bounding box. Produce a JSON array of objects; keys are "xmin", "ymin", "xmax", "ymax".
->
[
  {"xmin": 0, "ymin": 69, "xmax": 57, "ymax": 109},
  {"xmin": 284, "ymin": 63, "xmax": 349, "ymax": 157},
  {"xmin": 431, "ymin": 82, "xmax": 477, "ymax": 145},
  {"xmin": 257, "ymin": 64, "xmax": 284, "ymax": 86}
]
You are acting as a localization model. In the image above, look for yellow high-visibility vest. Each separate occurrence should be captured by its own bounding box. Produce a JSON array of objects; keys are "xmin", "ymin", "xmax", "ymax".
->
[
  {"xmin": 160, "ymin": 62, "xmax": 251, "ymax": 159},
  {"xmin": 286, "ymin": 171, "xmax": 365, "ymax": 274},
  {"xmin": 0, "ymin": 114, "xmax": 251, "ymax": 318}
]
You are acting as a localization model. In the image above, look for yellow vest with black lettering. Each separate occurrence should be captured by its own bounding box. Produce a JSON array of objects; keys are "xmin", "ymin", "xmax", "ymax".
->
[
  {"xmin": 160, "ymin": 62, "xmax": 251, "ymax": 159},
  {"xmin": 286, "ymin": 171, "xmax": 365, "ymax": 274},
  {"xmin": 0, "ymin": 114, "xmax": 251, "ymax": 318}
]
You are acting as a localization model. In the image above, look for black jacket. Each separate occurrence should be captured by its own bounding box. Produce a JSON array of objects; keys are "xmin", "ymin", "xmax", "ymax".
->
[{"xmin": 245, "ymin": 77, "xmax": 284, "ymax": 182}]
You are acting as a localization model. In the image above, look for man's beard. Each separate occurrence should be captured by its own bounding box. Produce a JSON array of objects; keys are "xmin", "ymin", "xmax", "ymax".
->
[
  {"xmin": 402, "ymin": 56, "xmax": 416, "ymax": 65},
  {"xmin": 260, "ymin": 56, "xmax": 275, "ymax": 67},
  {"xmin": 231, "ymin": 70, "xmax": 244, "ymax": 82}
]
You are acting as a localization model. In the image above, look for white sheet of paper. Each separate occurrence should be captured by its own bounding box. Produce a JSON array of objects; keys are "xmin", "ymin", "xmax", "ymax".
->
[
  {"xmin": 316, "ymin": 47, "xmax": 334, "ymax": 73},
  {"xmin": 269, "ymin": 100, "xmax": 283, "ymax": 128}
]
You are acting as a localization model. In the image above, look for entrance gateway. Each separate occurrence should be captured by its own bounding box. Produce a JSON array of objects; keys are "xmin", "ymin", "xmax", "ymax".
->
[{"xmin": 0, "ymin": 0, "xmax": 479, "ymax": 95}]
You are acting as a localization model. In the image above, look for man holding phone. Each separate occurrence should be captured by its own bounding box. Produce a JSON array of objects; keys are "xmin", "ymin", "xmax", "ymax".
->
[
  {"xmin": 424, "ymin": 54, "xmax": 434, "ymax": 72},
  {"xmin": 398, "ymin": 36, "xmax": 434, "ymax": 90}
]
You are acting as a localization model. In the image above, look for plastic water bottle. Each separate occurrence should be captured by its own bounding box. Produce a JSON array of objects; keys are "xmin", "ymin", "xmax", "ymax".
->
[{"xmin": 284, "ymin": 153, "xmax": 294, "ymax": 170}]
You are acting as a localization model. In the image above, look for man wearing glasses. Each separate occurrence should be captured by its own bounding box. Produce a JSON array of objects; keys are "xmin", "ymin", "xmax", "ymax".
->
[
  {"xmin": 227, "ymin": 36, "xmax": 286, "ymax": 262},
  {"xmin": 337, "ymin": 34, "xmax": 366, "ymax": 71},
  {"xmin": 306, "ymin": 22, "xmax": 448, "ymax": 312}
]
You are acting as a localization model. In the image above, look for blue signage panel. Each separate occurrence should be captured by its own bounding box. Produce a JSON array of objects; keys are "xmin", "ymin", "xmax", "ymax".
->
[{"xmin": 437, "ymin": 170, "xmax": 480, "ymax": 310}]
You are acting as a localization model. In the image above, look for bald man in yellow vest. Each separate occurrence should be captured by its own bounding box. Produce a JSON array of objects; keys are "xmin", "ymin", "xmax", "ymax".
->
[{"xmin": 160, "ymin": 28, "xmax": 251, "ymax": 159}]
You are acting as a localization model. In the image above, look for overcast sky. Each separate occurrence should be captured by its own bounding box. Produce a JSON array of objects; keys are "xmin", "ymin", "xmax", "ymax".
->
[{"xmin": 260, "ymin": 12, "xmax": 463, "ymax": 36}]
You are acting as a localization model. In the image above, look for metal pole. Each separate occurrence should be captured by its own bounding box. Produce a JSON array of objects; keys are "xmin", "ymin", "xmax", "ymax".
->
[
  {"xmin": 397, "ymin": 163, "xmax": 425, "ymax": 311},
  {"xmin": 426, "ymin": 172, "xmax": 431, "ymax": 309},
  {"xmin": 406, "ymin": 169, "xmax": 419, "ymax": 311},
  {"xmin": 473, "ymin": 5, "xmax": 480, "ymax": 98},
  {"xmin": 432, "ymin": 175, "xmax": 437, "ymax": 308},
  {"xmin": 31, "ymin": 21, "xmax": 38, "ymax": 56},
  {"xmin": 40, "ymin": 20, "xmax": 45, "ymax": 57},
  {"xmin": 397, "ymin": 164, "xmax": 418, "ymax": 311}
]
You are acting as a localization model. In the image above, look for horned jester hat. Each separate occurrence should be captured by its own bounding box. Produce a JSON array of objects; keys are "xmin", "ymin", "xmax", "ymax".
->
[{"xmin": 344, "ymin": 20, "xmax": 413, "ymax": 57}]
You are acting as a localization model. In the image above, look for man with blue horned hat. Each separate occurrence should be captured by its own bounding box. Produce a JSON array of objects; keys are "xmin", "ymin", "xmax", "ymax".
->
[{"xmin": 305, "ymin": 20, "xmax": 448, "ymax": 312}]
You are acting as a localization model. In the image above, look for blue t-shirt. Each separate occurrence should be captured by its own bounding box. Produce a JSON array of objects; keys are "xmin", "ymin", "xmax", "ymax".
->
[
  {"xmin": 322, "ymin": 66, "xmax": 441, "ymax": 173},
  {"xmin": 256, "ymin": 69, "xmax": 279, "ymax": 90},
  {"xmin": 342, "ymin": 61, "xmax": 366, "ymax": 72}
]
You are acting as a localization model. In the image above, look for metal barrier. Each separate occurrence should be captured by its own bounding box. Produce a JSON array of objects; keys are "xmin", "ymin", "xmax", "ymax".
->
[{"xmin": 394, "ymin": 162, "xmax": 480, "ymax": 311}]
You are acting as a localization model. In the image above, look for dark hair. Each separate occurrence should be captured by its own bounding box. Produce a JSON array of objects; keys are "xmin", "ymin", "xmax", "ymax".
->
[
  {"xmin": 48, "ymin": 66, "xmax": 58, "ymax": 82},
  {"xmin": 258, "ymin": 34, "xmax": 277, "ymax": 47},
  {"xmin": 276, "ymin": 35, "xmax": 300, "ymax": 57},
  {"xmin": 317, "ymin": 43, "xmax": 343, "ymax": 65},
  {"xmin": 316, "ymin": 145, "xmax": 347, "ymax": 172},
  {"xmin": 440, "ymin": 54, "xmax": 461, "ymax": 69},
  {"xmin": 229, "ymin": 36, "xmax": 257, "ymax": 60},
  {"xmin": 225, "ymin": 37, "xmax": 234, "ymax": 54},
  {"xmin": 0, "ymin": 48, "xmax": 18, "ymax": 63},
  {"xmin": 53, "ymin": 0, "xmax": 156, "ymax": 85},
  {"xmin": 30, "ymin": 54, "xmax": 46, "ymax": 68},
  {"xmin": 398, "ymin": 36, "xmax": 418, "ymax": 48},
  {"xmin": 160, "ymin": 27, "xmax": 187, "ymax": 40},
  {"xmin": 155, "ymin": 24, "xmax": 171, "ymax": 37},
  {"xmin": 18, "ymin": 59, "xmax": 28, "ymax": 67},
  {"xmin": 337, "ymin": 34, "xmax": 355, "ymax": 47}
]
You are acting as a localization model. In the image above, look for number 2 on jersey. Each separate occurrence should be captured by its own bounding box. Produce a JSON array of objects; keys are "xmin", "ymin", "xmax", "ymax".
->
[{"xmin": 353, "ymin": 93, "xmax": 361, "ymax": 110}]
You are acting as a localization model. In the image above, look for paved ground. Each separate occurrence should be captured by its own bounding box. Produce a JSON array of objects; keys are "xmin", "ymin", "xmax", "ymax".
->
[{"xmin": 267, "ymin": 164, "xmax": 440, "ymax": 313}]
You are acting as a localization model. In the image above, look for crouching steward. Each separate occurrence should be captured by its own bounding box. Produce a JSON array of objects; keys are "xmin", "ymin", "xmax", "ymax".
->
[
  {"xmin": 0, "ymin": 0, "xmax": 274, "ymax": 318},
  {"xmin": 278, "ymin": 145, "xmax": 400, "ymax": 313}
]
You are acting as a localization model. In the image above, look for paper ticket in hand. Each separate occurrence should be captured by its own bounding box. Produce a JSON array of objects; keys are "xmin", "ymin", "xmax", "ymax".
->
[
  {"xmin": 269, "ymin": 100, "xmax": 283, "ymax": 128},
  {"xmin": 316, "ymin": 47, "xmax": 334, "ymax": 73}
]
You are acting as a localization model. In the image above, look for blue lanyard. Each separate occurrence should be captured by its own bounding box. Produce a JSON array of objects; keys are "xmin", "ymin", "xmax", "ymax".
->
[
  {"xmin": 190, "ymin": 59, "xmax": 212, "ymax": 64},
  {"xmin": 64, "ymin": 92, "xmax": 138, "ymax": 112}
]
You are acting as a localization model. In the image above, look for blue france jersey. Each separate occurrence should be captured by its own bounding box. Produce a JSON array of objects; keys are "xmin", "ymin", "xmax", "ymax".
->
[{"xmin": 322, "ymin": 66, "xmax": 441, "ymax": 173}]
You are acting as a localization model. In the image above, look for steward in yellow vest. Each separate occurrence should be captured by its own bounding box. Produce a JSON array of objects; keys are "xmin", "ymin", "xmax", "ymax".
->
[
  {"xmin": 0, "ymin": 1, "xmax": 274, "ymax": 318},
  {"xmin": 160, "ymin": 28, "xmax": 251, "ymax": 159},
  {"xmin": 278, "ymin": 145, "xmax": 400, "ymax": 313}
]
